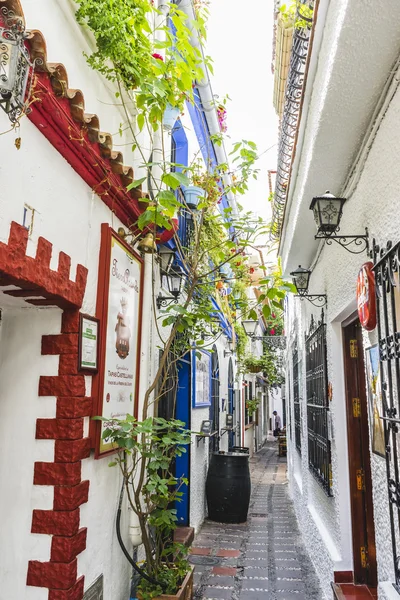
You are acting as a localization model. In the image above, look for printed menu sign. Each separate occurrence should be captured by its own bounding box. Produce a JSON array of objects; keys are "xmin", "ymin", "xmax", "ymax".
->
[{"xmin": 94, "ymin": 227, "xmax": 143, "ymax": 457}]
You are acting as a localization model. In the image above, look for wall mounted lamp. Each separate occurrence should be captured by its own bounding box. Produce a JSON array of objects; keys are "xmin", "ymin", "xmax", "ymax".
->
[
  {"xmin": 242, "ymin": 320, "xmax": 264, "ymax": 340},
  {"xmin": 158, "ymin": 246, "xmax": 175, "ymax": 274},
  {"xmin": 156, "ymin": 268, "xmax": 184, "ymax": 309},
  {"xmin": 0, "ymin": 9, "xmax": 35, "ymax": 123},
  {"xmin": 224, "ymin": 340, "xmax": 235, "ymax": 357},
  {"xmin": 290, "ymin": 265, "xmax": 327, "ymax": 307},
  {"xmin": 310, "ymin": 191, "xmax": 369, "ymax": 254}
]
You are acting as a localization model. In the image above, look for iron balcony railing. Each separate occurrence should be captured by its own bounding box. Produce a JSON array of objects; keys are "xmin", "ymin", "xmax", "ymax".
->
[{"xmin": 270, "ymin": 2, "xmax": 314, "ymax": 241}]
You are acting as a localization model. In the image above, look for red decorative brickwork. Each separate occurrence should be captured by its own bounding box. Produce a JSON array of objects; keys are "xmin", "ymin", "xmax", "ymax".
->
[
  {"xmin": 56, "ymin": 397, "xmax": 93, "ymax": 419},
  {"xmin": 48, "ymin": 576, "xmax": 85, "ymax": 600},
  {"xmin": 28, "ymin": 307, "xmax": 92, "ymax": 598},
  {"xmin": 53, "ymin": 482, "xmax": 89, "ymax": 511},
  {"xmin": 55, "ymin": 439, "xmax": 91, "ymax": 463},
  {"xmin": 32, "ymin": 509, "xmax": 80, "ymax": 537},
  {"xmin": 27, "ymin": 559, "xmax": 77, "ymax": 589},
  {"xmin": 36, "ymin": 418, "xmax": 84, "ymax": 440},
  {"xmin": 51, "ymin": 529, "xmax": 87, "ymax": 563},
  {"xmin": 0, "ymin": 222, "xmax": 87, "ymax": 309}
]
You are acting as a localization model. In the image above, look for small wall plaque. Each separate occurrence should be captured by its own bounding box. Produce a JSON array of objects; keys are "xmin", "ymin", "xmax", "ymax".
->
[
  {"xmin": 226, "ymin": 414, "xmax": 234, "ymax": 428},
  {"xmin": 78, "ymin": 314, "xmax": 99, "ymax": 373},
  {"xmin": 200, "ymin": 420, "xmax": 213, "ymax": 435},
  {"xmin": 83, "ymin": 575, "xmax": 103, "ymax": 600}
]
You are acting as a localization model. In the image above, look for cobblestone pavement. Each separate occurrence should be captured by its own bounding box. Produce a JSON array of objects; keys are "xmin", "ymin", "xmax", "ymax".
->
[{"xmin": 189, "ymin": 442, "xmax": 323, "ymax": 600}]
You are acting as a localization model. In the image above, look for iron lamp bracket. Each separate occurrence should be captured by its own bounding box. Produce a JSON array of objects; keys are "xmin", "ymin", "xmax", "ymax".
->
[
  {"xmin": 315, "ymin": 227, "xmax": 369, "ymax": 255},
  {"xmin": 156, "ymin": 293, "xmax": 179, "ymax": 309},
  {"xmin": 295, "ymin": 294, "xmax": 327, "ymax": 307}
]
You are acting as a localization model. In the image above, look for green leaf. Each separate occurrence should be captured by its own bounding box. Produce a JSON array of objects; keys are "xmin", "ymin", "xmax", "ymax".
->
[
  {"xmin": 137, "ymin": 112, "xmax": 145, "ymax": 132},
  {"xmin": 162, "ymin": 171, "xmax": 191, "ymax": 189},
  {"xmin": 126, "ymin": 177, "xmax": 146, "ymax": 191}
]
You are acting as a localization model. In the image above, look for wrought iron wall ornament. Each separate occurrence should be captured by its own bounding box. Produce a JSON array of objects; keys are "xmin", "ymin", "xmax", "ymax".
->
[
  {"xmin": 372, "ymin": 236, "xmax": 400, "ymax": 593},
  {"xmin": 270, "ymin": 1, "xmax": 314, "ymax": 240},
  {"xmin": 292, "ymin": 338, "xmax": 302, "ymax": 453},
  {"xmin": 305, "ymin": 310, "xmax": 332, "ymax": 496},
  {"xmin": 290, "ymin": 265, "xmax": 327, "ymax": 307},
  {"xmin": 0, "ymin": 6, "xmax": 37, "ymax": 123},
  {"xmin": 309, "ymin": 191, "xmax": 369, "ymax": 255}
]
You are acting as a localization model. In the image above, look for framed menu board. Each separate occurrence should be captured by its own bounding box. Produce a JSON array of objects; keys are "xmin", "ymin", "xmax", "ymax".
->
[
  {"xmin": 192, "ymin": 349, "xmax": 211, "ymax": 408},
  {"xmin": 91, "ymin": 224, "xmax": 144, "ymax": 457}
]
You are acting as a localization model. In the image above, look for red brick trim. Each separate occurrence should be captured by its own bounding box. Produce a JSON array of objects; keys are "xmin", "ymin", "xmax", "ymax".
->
[
  {"xmin": 0, "ymin": 222, "xmax": 87, "ymax": 309},
  {"xmin": 28, "ymin": 309, "xmax": 92, "ymax": 599}
]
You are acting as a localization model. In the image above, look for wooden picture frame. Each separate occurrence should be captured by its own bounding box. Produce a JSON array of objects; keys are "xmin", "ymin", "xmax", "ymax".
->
[
  {"xmin": 78, "ymin": 314, "xmax": 100, "ymax": 373},
  {"xmin": 192, "ymin": 349, "xmax": 212, "ymax": 408},
  {"xmin": 90, "ymin": 224, "xmax": 144, "ymax": 458}
]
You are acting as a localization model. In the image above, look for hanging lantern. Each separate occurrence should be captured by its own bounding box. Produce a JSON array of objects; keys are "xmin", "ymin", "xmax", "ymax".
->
[{"xmin": 0, "ymin": 9, "xmax": 34, "ymax": 123}]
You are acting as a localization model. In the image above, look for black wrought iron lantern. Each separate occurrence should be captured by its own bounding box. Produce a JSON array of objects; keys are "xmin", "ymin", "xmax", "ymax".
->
[
  {"xmin": 0, "ymin": 9, "xmax": 34, "ymax": 123},
  {"xmin": 156, "ymin": 267, "xmax": 184, "ymax": 309},
  {"xmin": 290, "ymin": 265, "xmax": 327, "ymax": 307},
  {"xmin": 290, "ymin": 265, "xmax": 311, "ymax": 296},
  {"xmin": 309, "ymin": 190, "xmax": 369, "ymax": 254},
  {"xmin": 242, "ymin": 320, "xmax": 258, "ymax": 338},
  {"xmin": 158, "ymin": 246, "xmax": 175, "ymax": 274},
  {"xmin": 309, "ymin": 191, "xmax": 346, "ymax": 235}
]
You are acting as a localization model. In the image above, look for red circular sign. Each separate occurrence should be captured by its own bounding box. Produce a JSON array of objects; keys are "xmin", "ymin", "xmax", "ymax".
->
[{"xmin": 357, "ymin": 262, "xmax": 376, "ymax": 331}]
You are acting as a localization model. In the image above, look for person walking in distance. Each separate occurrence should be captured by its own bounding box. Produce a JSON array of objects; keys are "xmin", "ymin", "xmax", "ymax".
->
[{"xmin": 273, "ymin": 410, "xmax": 281, "ymax": 439}]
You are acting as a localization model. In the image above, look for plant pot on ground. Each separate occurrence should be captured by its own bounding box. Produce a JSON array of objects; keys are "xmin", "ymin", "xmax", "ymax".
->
[
  {"xmin": 138, "ymin": 566, "xmax": 194, "ymax": 600},
  {"xmin": 96, "ymin": 416, "xmax": 193, "ymax": 600}
]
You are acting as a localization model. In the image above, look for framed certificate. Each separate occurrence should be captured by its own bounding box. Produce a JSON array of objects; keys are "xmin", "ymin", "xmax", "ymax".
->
[
  {"xmin": 78, "ymin": 314, "xmax": 99, "ymax": 373},
  {"xmin": 91, "ymin": 224, "xmax": 144, "ymax": 457}
]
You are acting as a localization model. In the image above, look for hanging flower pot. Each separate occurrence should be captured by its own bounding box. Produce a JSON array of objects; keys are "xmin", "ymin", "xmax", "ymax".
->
[
  {"xmin": 183, "ymin": 186, "xmax": 207, "ymax": 209},
  {"xmin": 163, "ymin": 104, "xmax": 180, "ymax": 131}
]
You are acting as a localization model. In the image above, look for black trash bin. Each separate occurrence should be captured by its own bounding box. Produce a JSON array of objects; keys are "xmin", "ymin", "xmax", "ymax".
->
[
  {"xmin": 231, "ymin": 446, "xmax": 249, "ymax": 454},
  {"xmin": 206, "ymin": 451, "xmax": 251, "ymax": 524}
]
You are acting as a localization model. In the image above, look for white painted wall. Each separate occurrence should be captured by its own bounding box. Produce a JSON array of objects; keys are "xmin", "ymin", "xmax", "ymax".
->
[
  {"xmin": 0, "ymin": 3, "xmax": 243, "ymax": 597},
  {"xmin": 282, "ymin": 20, "xmax": 400, "ymax": 599}
]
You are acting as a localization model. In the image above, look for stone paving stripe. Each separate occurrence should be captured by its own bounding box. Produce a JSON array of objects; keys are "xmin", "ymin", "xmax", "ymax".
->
[
  {"xmin": 216, "ymin": 549, "xmax": 241, "ymax": 558},
  {"xmin": 190, "ymin": 547, "xmax": 212, "ymax": 555},
  {"xmin": 212, "ymin": 567, "xmax": 237, "ymax": 576}
]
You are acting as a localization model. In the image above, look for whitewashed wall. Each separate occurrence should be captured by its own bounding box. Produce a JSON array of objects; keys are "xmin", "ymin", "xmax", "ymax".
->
[{"xmin": 283, "ymin": 55, "xmax": 400, "ymax": 600}]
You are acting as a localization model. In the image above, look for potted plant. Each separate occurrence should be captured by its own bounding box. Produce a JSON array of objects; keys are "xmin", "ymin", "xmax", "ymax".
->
[
  {"xmin": 98, "ymin": 416, "xmax": 193, "ymax": 600},
  {"xmin": 163, "ymin": 104, "xmax": 181, "ymax": 131},
  {"xmin": 183, "ymin": 185, "xmax": 207, "ymax": 209}
]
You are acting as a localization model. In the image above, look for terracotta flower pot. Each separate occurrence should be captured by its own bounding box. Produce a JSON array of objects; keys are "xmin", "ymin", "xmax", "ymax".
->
[
  {"xmin": 247, "ymin": 365, "xmax": 261, "ymax": 374},
  {"xmin": 138, "ymin": 567, "xmax": 194, "ymax": 600}
]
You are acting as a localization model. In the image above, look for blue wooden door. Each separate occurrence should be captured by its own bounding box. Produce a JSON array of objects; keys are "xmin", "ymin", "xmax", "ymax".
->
[{"xmin": 175, "ymin": 357, "xmax": 191, "ymax": 526}]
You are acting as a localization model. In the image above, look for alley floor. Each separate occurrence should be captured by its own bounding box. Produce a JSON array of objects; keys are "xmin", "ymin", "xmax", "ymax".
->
[{"xmin": 189, "ymin": 442, "xmax": 323, "ymax": 600}]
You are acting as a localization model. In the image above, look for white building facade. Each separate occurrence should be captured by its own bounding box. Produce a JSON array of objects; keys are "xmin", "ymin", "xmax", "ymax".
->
[
  {"xmin": 274, "ymin": 1, "xmax": 400, "ymax": 599},
  {"xmin": 0, "ymin": 0, "xmax": 247, "ymax": 598}
]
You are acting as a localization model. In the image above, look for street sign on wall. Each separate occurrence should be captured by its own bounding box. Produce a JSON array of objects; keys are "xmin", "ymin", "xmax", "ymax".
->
[{"xmin": 83, "ymin": 575, "xmax": 103, "ymax": 600}]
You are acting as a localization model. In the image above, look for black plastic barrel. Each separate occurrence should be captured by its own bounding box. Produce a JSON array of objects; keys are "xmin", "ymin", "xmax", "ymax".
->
[
  {"xmin": 231, "ymin": 446, "xmax": 249, "ymax": 454},
  {"xmin": 206, "ymin": 451, "xmax": 251, "ymax": 524}
]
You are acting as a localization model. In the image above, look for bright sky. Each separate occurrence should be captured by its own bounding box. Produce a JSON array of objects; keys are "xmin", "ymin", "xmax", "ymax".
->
[{"xmin": 205, "ymin": 0, "xmax": 279, "ymax": 226}]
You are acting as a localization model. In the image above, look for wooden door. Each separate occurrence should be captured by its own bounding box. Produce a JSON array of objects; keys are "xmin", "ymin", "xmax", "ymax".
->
[{"xmin": 343, "ymin": 319, "xmax": 377, "ymax": 586}]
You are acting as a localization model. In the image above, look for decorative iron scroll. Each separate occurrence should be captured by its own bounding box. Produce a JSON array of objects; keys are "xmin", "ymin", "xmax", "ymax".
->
[
  {"xmin": 305, "ymin": 310, "xmax": 332, "ymax": 496},
  {"xmin": 270, "ymin": 2, "xmax": 314, "ymax": 241},
  {"xmin": 292, "ymin": 338, "xmax": 302, "ymax": 453},
  {"xmin": 372, "ymin": 238, "xmax": 400, "ymax": 593}
]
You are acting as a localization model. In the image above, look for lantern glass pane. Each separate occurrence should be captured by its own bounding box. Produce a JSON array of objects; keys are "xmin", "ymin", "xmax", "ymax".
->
[
  {"xmin": 158, "ymin": 247, "xmax": 174, "ymax": 274},
  {"xmin": 313, "ymin": 198, "xmax": 344, "ymax": 233},
  {"xmin": 0, "ymin": 35, "xmax": 18, "ymax": 92},
  {"xmin": 242, "ymin": 320, "xmax": 258, "ymax": 337},
  {"xmin": 167, "ymin": 270, "xmax": 182, "ymax": 296}
]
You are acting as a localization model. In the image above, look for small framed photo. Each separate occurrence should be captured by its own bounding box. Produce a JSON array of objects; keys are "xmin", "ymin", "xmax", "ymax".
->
[{"xmin": 78, "ymin": 314, "xmax": 100, "ymax": 373}]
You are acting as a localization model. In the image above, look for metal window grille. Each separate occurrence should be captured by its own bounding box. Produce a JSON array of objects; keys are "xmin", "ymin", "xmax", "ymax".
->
[
  {"xmin": 292, "ymin": 340, "xmax": 302, "ymax": 453},
  {"xmin": 305, "ymin": 312, "xmax": 332, "ymax": 495},
  {"xmin": 372, "ymin": 239, "xmax": 400, "ymax": 593}
]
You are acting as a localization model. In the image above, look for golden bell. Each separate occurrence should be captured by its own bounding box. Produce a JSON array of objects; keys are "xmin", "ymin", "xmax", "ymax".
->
[{"xmin": 137, "ymin": 232, "xmax": 156, "ymax": 254}]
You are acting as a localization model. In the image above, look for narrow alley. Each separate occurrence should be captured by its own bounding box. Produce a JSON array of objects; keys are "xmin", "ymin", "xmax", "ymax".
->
[{"xmin": 190, "ymin": 443, "xmax": 323, "ymax": 600}]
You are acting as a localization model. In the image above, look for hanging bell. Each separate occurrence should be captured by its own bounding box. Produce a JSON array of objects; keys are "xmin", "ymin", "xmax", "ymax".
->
[{"xmin": 137, "ymin": 232, "xmax": 156, "ymax": 254}]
